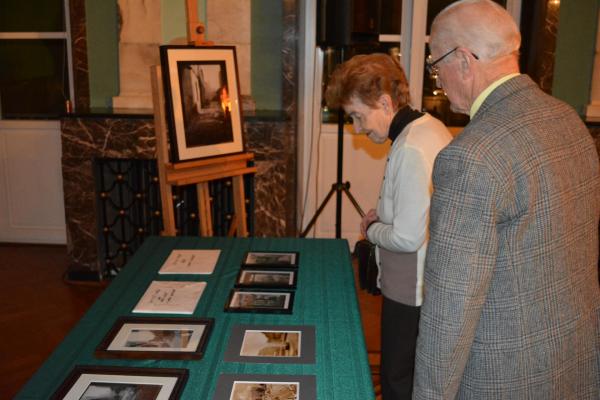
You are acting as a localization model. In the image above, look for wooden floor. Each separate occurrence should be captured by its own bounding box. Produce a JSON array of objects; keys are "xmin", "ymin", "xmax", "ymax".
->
[
  {"xmin": 0, "ymin": 244, "xmax": 107, "ymax": 399},
  {"xmin": 0, "ymin": 243, "xmax": 381, "ymax": 399}
]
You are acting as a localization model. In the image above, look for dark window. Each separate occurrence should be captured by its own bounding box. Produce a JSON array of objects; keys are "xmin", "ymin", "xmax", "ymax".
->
[
  {"xmin": 0, "ymin": 0, "xmax": 70, "ymax": 119},
  {"xmin": 0, "ymin": 0, "xmax": 65, "ymax": 32},
  {"xmin": 0, "ymin": 39, "xmax": 69, "ymax": 118}
]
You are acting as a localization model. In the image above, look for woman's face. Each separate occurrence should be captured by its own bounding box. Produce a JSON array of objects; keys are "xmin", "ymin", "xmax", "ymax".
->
[{"xmin": 344, "ymin": 96, "xmax": 393, "ymax": 144}]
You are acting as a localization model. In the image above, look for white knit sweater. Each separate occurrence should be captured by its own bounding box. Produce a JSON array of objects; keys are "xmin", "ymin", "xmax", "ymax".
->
[{"xmin": 367, "ymin": 113, "xmax": 452, "ymax": 306}]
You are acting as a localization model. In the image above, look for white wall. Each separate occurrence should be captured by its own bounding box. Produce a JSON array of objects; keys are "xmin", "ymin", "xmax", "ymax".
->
[
  {"xmin": 302, "ymin": 123, "xmax": 389, "ymax": 250},
  {"xmin": 0, "ymin": 120, "xmax": 66, "ymax": 244}
]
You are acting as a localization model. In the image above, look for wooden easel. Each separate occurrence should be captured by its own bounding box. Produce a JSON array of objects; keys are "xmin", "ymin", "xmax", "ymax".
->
[{"xmin": 150, "ymin": 1, "xmax": 256, "ymax": 237}]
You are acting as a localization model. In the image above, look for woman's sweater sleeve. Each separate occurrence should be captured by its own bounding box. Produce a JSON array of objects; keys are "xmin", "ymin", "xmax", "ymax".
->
[{"xmin": 367, "ymin": 145, "xmax": 431, "ymax": 253}]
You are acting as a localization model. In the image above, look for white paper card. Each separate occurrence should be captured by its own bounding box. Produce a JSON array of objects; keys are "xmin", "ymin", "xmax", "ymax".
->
[
  {"xmin": 133, "ymin": 281, "xmax": 207, "ymax": 315},
  {"xmin": 158, "ymin": 249, "xmax": 221, "ymax": 275}
]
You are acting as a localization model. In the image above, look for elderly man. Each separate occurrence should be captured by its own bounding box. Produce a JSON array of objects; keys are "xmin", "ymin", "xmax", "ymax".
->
[{"xmin": 413, "ymin": 1, "xmax": 600, "ymax": 399}]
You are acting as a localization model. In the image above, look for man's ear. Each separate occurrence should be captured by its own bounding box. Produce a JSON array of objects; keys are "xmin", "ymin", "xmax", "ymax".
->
[
  {"xmin": 456, "ymin": 48, "xmax": 475, "ymax": 80},
  {"xmin": 378, "ymin": 94, "xmax": 394, "ymax": 113}
]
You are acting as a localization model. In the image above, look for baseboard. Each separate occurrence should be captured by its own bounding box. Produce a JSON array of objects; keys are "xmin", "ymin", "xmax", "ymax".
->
[{"xmin": 65, "ymin": 269, "xmax": 103, "ymax": 282}]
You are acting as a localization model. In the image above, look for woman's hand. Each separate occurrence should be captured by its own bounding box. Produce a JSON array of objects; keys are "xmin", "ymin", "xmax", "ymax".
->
[{"xmin": 360, "ymin": 209, "xmax": 379, "ymax": 238}]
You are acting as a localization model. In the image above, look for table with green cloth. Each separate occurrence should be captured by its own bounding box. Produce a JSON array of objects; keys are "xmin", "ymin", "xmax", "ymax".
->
[{"xmin": 17, "ymin": 236, "xmax": 374, "ymax": 399}]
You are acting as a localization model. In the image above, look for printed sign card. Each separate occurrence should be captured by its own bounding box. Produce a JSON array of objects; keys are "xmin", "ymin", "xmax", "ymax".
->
[
  {"xmin": 158, "ymin": 249, "xmax": 221, "ymax": 275},
  {"xmin": 133, "ymin": 281, "xmax": 207, "ymax": 315}
]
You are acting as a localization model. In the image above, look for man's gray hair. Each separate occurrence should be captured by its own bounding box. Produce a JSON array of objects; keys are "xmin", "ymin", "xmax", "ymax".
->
[{"xmin": 430, "ymin": 0, "xmax": 521, "ymax": 61}]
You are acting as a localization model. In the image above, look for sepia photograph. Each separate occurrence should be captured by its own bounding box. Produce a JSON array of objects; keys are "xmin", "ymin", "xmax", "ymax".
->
[
  {"xmin": 213, "ymin": 374, "xmax": 316, "ymax": 400},
  {"xmin": 160, "ymin": 45, "xmax": 244, "ymax": 162},
  {"xmin": 235, "ymin": 269, "xmax": 297, "ymax": 289},
  {"xmin": 224, "ymin": 325, "xmax": 315, "ymax": 364},
  {"xmin": 95, "ymin": 317, "xmax": 213, "ymax": 360},
  {"xmin": 240, "ymin": 330, "xmax": 300, "ymax": 357},
  {"xmin": 122, "ymin": 328, "xmax": 192, "ymax": 349},
  {"xmin": 50, "ymin": 366, "xmax": 188, "ymax": 400},
  {"xmin": 230, "ymin": 381, "xmax": 299, "ymax": 400},
  {"xmin": 242, "ymin": 251, "xmax": 299, "ymax": 268},
  {"xmin": 225, "ymin": 290, "xmax": 294, "ymax": 314}
]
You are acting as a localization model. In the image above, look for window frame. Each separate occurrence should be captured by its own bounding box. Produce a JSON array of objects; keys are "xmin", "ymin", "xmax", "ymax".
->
[
  {"xmin": 296, "ymin": 0, "xmax": 524, "ymax": 232},
  {"xmin": 315, "ymin": 0, "xmax": 523, "ymax": 123},
  {"xmin": 401, "ymin": 0, "xmax": 521, "ymax": 113}
]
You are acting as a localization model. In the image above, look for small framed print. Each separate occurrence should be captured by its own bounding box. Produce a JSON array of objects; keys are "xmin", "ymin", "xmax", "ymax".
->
[
  {"xmin": 51, "ymin": 365, "xmax": 188, "ymax": 400},
  {"xmin": 224, "ymin": 324, "xmax": 316, "ymax": 364},
  {"xmin": 242, "ymin": 251, "xmax": 299, "ymax": 269},
  {"xmin": 213, "ymin": 374, "xmax": 316, "ymax": 400},
  {"xmin": 225, "ymin": 289, "xmax": 295, "ymax": 314},
  {"xmin": 95, "ymin": 317, "xmax": 214, "ymax": 360},
  {"xmin": 235, "ymin": 268, "xmax": 297, "ymax": 289}
]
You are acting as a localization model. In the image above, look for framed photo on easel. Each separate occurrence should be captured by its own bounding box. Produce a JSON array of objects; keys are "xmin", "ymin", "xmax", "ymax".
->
[{"xmin": 160, "ymin": 45, "xmax": 244, "ymax": 162}]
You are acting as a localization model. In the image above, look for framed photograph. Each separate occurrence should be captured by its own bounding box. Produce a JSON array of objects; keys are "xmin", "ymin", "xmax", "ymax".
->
[
  {"xmin": 51, "ymin": 365, "xmax": 188, "ymax": 400},
  {"xmin": 212, "ymin": 374, "xmax": 316, "ymax": 400},
  {"xmin": 95, "ymin": 317, "xmax": 214, "ymax": 360},
  {"xmin": 225, "ymin": 289, "xmax": 295, "ymax": 314},
  {"xmin": 235, "ymin": 268, "xmax": 297, "ymax": 289},
  {"xmin": 242, "ymin": 251, "xmax": 299, "ymax": 269},
  {"xmin": 224, "ymin": 324, "xmax": 316, "ymax": 364},
  {"xmin": 160, "ymin": 45, "xmax": 244, "ymax": 162}
]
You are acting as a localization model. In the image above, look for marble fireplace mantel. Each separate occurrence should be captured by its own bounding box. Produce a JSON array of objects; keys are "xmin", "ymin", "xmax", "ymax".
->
[{"xmin": 61, "ymin": 110, "xmax": 296, "ymax": 276}]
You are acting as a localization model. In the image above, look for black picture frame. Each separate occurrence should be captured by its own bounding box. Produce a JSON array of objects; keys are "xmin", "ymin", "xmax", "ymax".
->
[
  {"xmin": 241, "ymin": 251, "xmax": 300, "ymax": 269},
  {"xmin": 50, "ymin": 365, "xmax": 188, "ymax": 400},
  {"xmin": 212, "ymin": 374, "xmax": 316, "ymax": 400},
  {"xmin": 224, "ymin": 289, "xmax": 295, "ymax": 314},
  {"xmin": 234, "ymin": 268, "xmax": 297, "ymax": 289},
  {"xmin": 95, "ymin": 316, "xmax": 214, "ymax": 360},
  {"xmin": 224, "ymin": 324, "xmax": 316, "ymax": 364},
  {"xmin": 160, "ymin": 45, "xmax": 244, "ymax": 162}
]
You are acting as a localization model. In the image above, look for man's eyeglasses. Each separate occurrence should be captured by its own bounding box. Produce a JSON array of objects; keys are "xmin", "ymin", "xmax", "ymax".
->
[{"xmin": 426, "ymin": 47, "xmax": 479, "ymax": 79}]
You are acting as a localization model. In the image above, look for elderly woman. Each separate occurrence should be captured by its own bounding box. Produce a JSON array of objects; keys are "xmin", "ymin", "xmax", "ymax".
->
[{"xmin": 326, "ymin": 53, "xmax": 452, "ymax": 399}]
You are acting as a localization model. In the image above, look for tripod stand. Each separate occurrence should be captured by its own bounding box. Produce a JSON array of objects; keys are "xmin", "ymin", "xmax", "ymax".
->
[{"xmin": 300, "ymin": 47, "xmax": 364, "ymax": 238}]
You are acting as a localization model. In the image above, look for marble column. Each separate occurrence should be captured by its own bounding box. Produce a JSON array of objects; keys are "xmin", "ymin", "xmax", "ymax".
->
[
  {"xmin": 69, "ymin": 0, "xmax": 90, "ymax": 112},
  {"xmin": 112, "ymin": 0, "xmax": 162, "ymax": 109},
  {"xmin": 206, "ymin": 0, "xmax": 251, "ymax": 96}
]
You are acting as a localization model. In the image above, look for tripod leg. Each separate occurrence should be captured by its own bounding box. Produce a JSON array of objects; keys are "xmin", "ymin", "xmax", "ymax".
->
[
  {"xmin": 300, "ymin": 184, "xmax": 337, "ymax": 237},
  {"xmin": 342, "ymin": 183, "xmax": 366, "ymax": 218}
]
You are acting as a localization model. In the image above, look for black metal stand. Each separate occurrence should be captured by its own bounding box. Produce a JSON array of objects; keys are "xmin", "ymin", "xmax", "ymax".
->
[{"xmin": 300, "ymin": 47, "xmax": 364, "ymax": 238}]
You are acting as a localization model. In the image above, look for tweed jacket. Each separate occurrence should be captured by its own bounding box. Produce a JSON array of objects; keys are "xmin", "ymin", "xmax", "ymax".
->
[{"xmin": 413, "ymin": 75, "xmax": 600, "ymax": 399}]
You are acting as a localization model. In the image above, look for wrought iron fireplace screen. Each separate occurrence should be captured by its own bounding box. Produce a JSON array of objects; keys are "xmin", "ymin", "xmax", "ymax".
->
[{"xmin": 94, "ymin": 158, "xmax": 254, "ymax": 277}]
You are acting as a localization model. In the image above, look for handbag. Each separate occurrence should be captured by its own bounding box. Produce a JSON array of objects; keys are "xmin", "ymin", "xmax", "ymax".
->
[{"xmin": 354, "ymin": 239, "xmax": 381, "ymax": 295}]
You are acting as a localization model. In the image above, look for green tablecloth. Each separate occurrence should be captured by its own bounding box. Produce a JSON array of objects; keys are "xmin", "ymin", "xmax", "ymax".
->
[{"xmin": 17, "ymin": 236, "xmax": 374, "ymax": 399}]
